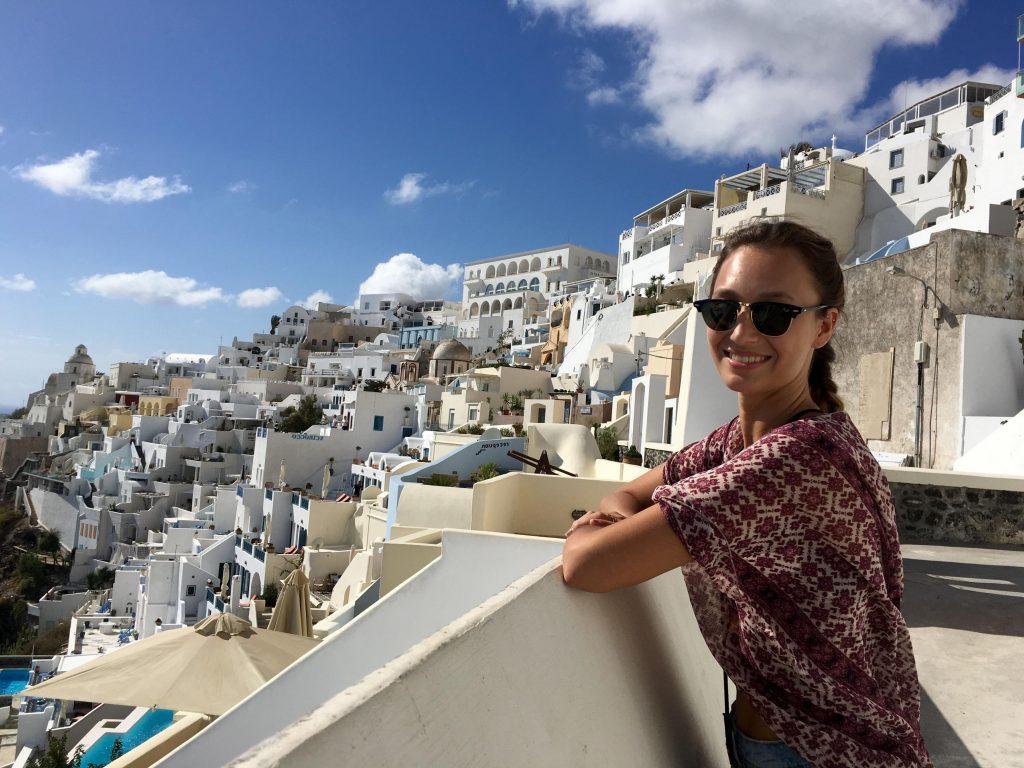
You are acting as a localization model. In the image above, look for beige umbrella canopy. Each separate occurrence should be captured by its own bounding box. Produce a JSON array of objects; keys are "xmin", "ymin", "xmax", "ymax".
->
[
  {"xmin": 267, "ymin": 568, "xmax": 314, "ymax": 638},
  {"xmin": 24, "ymin": 613, "xmax": 317, "ymax": 716}
]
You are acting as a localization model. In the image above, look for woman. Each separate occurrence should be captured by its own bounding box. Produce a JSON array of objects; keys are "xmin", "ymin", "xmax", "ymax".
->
[{"xmin": 563, "ymin": 221, "xmax": 931, "ymax": 768}]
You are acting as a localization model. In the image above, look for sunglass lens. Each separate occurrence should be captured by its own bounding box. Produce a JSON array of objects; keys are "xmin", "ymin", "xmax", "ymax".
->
[
  {"xmin": 751, "ymin": 303, "xmax": 791, "ymax": 336},
  {"xmin": 701, "ymin": 300, "xmax": 738, "ymax": 331}
]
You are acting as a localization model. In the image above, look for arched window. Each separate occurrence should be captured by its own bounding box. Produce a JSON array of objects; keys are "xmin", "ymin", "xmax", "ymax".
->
[
  {"xmin": 513, "ymin": 297, "xmax": 523, "ymax": 309},
  {"xmin": 519, "ymin": 258, "xmax": 530, "ymax": 273},
  {"xmin": 530, "ymin": 257, "xmax": 542, "ymax": 271},
  {"xmin": 469, "ymin": 303, "xmax": 479, "ymax": 318},
  {"xmin": 485, "ymin": 265, "xmax": 495, "ymax": 278},
  {"xmin": 517, "ymin": 279, "xmax": 528, "ymax": 290},
  {"xmin": 508, "ymin": 262, "xmax": 518, "ymax": 275},
  {"xmin": 490, "ymin": 300, "xmax": 501, "ymax": 315},
  {"xmin": 484, "ymin": 284, "xmax": 494, "ymax": 295},
  {"xmin": 529, "ymin": 277, "xmax": 540, "ymax": 291},
  {"xmin": 506, "ymin": 281, "xmax": 516, "ymax": 292},
  {"xmin": 495, "ymin": 283, "xmax": 504, "ymax": 293},
  {"xmin": 502, "ymin": 298, "xmax": 513, "ymax": 311},
  {"xmin": 496, "ymin": 263, "xmax": 506, "ymax": 277}
]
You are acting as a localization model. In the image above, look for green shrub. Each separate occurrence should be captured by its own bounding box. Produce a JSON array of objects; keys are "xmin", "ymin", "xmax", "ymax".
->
[
  {"xmin": 470, "ymin": 463, "xmax": 500, "ymax": 483},
  {"xmin": 593, "ymin": 426, "xmax": 619, "ymax": 461}
]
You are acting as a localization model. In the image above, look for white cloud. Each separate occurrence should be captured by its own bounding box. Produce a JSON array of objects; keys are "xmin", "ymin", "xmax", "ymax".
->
[
  {"xmin": 75, "ymin": 270, "xmax": 225, "ymax": 306},
  {"xmin": 0, "ymin": 125, "xmax": 5, "ymax": 136},
  {"xmin": 358, "ymin": 252, "xmax": 462, "ymax": 299},
  {"xmin": 384, "ymin": 172, "xmax": 476, "ymax": 205},
  {"xmin": 237, "ymin": 286, "xmax": 284, "ymax": 309},
  {"xmin": 0, "ymin": 273, "xmax": 36, "ymax": 292},
  {"xmin": 16, "ymin": 149, "xmax": 190, "ymax": 203},
  {"xmin": 586, "ymin": 86, "xmax": 621, "ymax": 106},
  {"xmin": 227, "ymin": 179, "xmax": 256, "ymax": 194},
  {"xmin": 301, "ymin": 290, "xmax": 333, "ymax": 309},
  {"xmin": 511, "ymin": 0, "xmax": 992, "ymax": 157}
]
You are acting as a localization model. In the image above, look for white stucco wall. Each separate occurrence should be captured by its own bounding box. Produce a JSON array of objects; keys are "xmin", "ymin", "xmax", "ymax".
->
[{"xmin": 158, "ymin": 531, "xmax": 563, "ymax": 768}]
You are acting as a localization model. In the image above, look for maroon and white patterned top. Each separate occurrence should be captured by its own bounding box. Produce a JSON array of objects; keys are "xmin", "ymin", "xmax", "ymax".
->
[{"xmin": 653, "ymin": 411, "xmax": 931, "ymax": 767}]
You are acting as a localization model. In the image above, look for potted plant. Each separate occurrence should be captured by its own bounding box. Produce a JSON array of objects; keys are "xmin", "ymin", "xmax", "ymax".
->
[{"xmin": 622, "ymin": 445, "xmax": 643, "ymax": 466}]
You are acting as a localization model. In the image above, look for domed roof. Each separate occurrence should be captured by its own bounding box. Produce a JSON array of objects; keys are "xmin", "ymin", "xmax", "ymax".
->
[
  {"xmin": 431, "ymin": 339, "xmax": 471, "ymax": 361},
  {"xmin": 67, "ymin": 344, "xmax": 94, "ymax": 365}
]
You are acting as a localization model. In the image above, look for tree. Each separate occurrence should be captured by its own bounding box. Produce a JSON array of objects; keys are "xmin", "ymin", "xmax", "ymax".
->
[
  {"xmin": 25, "ymin": 734, "xmax": 83, "ymax": 768},
  {"xmin": 38, "ymin": 530, "xmax": 62, "ymax": 563},
  {"xmin": 86, "ymin": 567, "xmax": 115, "ymax": 592},
  {"xmin": 278, "ymin": 396, "xmax": 323, "ymax": 433},
  {"xmin": 16, "ymin": 552, "xmax": 47, "ymax": 598},
  {"xmin": 8, "ymin": 406, "xmax": 28, "ymax": 419},
  {"xmin": 108, "ymin": 738, "xmax": 124, "ymax": 761},
  {"xmin": 593, "ymin": 425, "xmax": 619, "ymax": 461},
  {"xmin": 269, "ymin": 315, "xmax": 281, "ymax": 335},
  {"xmin": 361, "ymin": 379, "xmax": 385, "ymax": 393}
]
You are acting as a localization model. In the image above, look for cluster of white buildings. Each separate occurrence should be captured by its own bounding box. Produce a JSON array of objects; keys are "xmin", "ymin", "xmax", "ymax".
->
[{"xmin": 3, "ymin": 47, "xmax": 1024, "ymax": 768}]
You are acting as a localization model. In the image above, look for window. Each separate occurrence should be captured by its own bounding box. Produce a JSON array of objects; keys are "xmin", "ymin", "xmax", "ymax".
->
[
  {"xmin": 370, "ymin": 368, "xmax": 376, "ymax": 377},
  {"xmin": 576, "ymin": 310, "xmax": 582, "ymax": 320},
  {"xmin": 994, "ymin": 111, "xmax": 1005, "ymax": 134},
  {"xmin": 468, "ymin": 406, "xmax": 479, "ymax": 420},
  {"xmin": 889, "ymin": 149, "xmax": 903, "ymax": 169},
  {"xmin": 891, "ymin": 177, "xmax": 905, "ymax": 195},
  {"xmin": 715, "ymin": 227, "xmax": 721, "ymax": 237},
  {"xmin": 186, "ymin": 584, "xmax": 197, "ymax": 597},
  {"xmin": 363, "ymin": 302, "xmax": 370, "ymax": 309},
  {"xmin": 373, "ymin": 415, "xmax": 384, "ymax": 431},
  {"xmin": 508, "ymin": 320, "xmax": 513, "ymax": 329},
  {"xmin": 622, "ymin": 251, "xmax": 629, "ymax": 265}
]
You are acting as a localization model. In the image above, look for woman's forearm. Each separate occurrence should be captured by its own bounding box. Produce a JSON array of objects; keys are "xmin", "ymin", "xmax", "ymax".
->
[{"xmin": 597, "ymin": 489, "xmax": 644, "ymax": 517}]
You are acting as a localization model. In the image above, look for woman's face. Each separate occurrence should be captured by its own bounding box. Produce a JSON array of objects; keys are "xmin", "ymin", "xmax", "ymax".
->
[{"xmin": 707, "ymin": 244, "xmax": 838, "ymax": 402}]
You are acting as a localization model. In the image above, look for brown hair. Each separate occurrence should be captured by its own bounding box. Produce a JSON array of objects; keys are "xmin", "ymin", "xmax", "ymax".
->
[{"xmin": 710, "ymin": 220, "xmax": 845, "ymax": 412}]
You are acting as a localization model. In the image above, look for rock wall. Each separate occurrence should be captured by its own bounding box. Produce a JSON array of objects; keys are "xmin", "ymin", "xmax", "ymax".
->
[{"xmin": 891, "ymin": 481, "xmax": 1024, "ymax": 547}]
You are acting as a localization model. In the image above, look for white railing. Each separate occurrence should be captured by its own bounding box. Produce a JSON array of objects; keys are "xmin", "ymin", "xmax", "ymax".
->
[
  {"xmin": 718, "ymin": 201, "xmax": 748, "ymax": 216},
  {"xmin": 793, "ymin": 187, "xmax": 826, "ymax": 200},
  {"xmin": 753, "ymin": 184, "xmax": 781, "ymax": 200}
]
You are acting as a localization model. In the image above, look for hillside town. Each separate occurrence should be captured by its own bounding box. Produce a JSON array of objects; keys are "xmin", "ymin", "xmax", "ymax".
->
[{"xmin": 0, "ymin": 65, "xmax": 1023, "ymax": 768}]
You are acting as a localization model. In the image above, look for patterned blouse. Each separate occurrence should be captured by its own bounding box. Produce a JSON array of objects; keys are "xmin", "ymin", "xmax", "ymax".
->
[{"xmin": 653, "ymin": 411, "xmax": 931, "ymax": 767}]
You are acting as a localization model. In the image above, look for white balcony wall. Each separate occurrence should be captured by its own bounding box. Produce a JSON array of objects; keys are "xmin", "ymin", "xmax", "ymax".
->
[
  {"xmin": 159, "ymin": 531, "xmax": 563, "ymax": 768},
  {"xmin": 227, "ymin": 559, "xmax": 729, "ymax": 768}
]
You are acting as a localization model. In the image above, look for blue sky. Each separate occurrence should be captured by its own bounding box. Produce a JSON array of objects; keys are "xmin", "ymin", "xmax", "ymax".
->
[{"xmin": 0, "ymin": 0, "xmax": 1017, "ymax": 406}]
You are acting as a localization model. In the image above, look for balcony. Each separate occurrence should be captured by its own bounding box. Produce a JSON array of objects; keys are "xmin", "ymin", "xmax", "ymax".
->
[
  {"xmin": 1017, "ymin": 70, "xmax": 1024, "ymax": 98},
  {"xmin": 646, "ymin": 209, "xmax": 683, "ymax": 233}
]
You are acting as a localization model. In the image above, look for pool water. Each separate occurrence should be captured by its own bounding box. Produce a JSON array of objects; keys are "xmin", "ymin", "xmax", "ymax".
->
[
  {"xmin": 76, "ymin": 709, "xmax": 174, "ymax": 767},
  {"xmin": 0, "ymin": 668, "xmax": 30, "ymax": 695}
]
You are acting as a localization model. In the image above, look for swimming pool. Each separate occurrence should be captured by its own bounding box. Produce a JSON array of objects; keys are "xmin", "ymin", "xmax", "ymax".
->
[
  {"xmin": 76, "ymin": 709, "xmax": 174, "ymax": 767},
  {"xmin": 0, "ymin": 668, "xmax": 30, "ymax": 695}
]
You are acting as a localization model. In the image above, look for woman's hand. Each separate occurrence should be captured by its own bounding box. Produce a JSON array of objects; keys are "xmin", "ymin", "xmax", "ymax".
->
[{"xmin": 565, "ymin": 510, "xmax": 626, "ymax": 537}]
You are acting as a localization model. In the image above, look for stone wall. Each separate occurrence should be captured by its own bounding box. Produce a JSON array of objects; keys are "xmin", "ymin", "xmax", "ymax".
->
[
  {"xmin": 891, "ymin": 481, "xmax": 1024, "ymax": 547},
  {"xmin": 835, "ymin": 230, "xmax": 1024, "ymax": 470},
  {"xmin": 643, "ymin": 447, "xmax": 672, "ymax": 468}
]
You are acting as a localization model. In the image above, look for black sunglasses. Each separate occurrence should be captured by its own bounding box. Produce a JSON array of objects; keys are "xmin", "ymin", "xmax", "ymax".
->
[{"xmin": 693, "ymin": 298, "xmax": 830, "ymax": 336}]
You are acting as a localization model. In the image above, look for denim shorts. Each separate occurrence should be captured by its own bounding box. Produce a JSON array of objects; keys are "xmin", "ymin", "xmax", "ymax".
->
[{"xmin": 728, "ymin": 709, "xmax": 813, "ymax": 768}]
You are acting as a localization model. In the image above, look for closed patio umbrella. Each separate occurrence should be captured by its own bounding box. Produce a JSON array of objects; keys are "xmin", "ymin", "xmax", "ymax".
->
[
  {"xmin": 949, "ymin": 153, "xmax": 967, "ymax": 217},
  {"xmin": 23, "ymin": 613, "xmax": 316, "ymax": 716},
  {"xmin": 267, "ymin": 568, "xmax": 314, "ymax": 638}
]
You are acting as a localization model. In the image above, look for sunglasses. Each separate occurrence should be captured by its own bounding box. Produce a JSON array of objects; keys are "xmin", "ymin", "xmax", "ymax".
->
[{"xmin": 693, "ymin": 298, "xmax": 830, "ymax": 336}]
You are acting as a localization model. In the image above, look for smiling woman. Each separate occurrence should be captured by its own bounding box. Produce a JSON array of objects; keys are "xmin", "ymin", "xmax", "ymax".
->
[{"xmin": 562, "ymin": 221, "xmax": 932, "ymax": 768}]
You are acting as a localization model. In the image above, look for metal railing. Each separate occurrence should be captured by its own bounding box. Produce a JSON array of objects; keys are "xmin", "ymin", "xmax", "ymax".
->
[
  {"xmin": 753, "ymin": 184, "xmax": 781, "ymax": 199},
  {"xmin": 718, "ymin": 201, "xmax": 748, "ymax": 216},
  {"xmin": 793, "ymin": 187, "xmax": 826, "ymax": 200}
]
